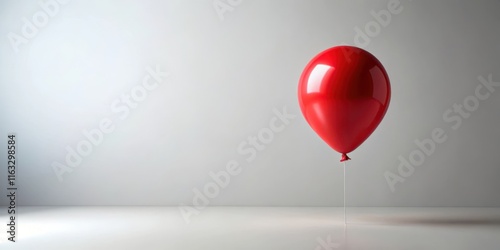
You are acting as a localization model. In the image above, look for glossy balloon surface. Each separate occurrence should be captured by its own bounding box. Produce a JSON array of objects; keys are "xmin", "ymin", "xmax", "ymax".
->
[{"xmin": 298, "ymin": 46, "xmax": 391, "ymax": 161}]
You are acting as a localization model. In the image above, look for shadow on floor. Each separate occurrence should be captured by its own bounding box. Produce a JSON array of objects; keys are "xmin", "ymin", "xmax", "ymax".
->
[{"xmin": 360, "ymin": 216, "xmax": 500, "ymax": 226}]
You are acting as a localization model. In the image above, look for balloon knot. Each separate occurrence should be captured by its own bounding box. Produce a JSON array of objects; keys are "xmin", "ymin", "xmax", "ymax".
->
[{"xmin": 340, "ymin": 153, "xmax": 351, "ymax": 162}]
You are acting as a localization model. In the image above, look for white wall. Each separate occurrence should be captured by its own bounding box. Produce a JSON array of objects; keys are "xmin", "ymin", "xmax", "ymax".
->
[{"xmin": 0, "ymin": 0, "xmax": 499, "ymax": 206}]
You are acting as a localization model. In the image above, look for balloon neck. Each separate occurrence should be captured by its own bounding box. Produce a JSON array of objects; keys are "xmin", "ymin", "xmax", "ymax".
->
[{"xmin": 340, "ymin": 153, "xmax": 351, "ymax": 162}]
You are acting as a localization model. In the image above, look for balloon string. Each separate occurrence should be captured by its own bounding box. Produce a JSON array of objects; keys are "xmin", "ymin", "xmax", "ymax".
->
[{"xmin": 344, "ymin": 161, "xmax": 346, "ymax": 225}]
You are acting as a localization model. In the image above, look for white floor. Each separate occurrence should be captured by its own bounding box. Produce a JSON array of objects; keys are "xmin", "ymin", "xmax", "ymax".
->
[{"xmin": 1, "ymin": 207, "xmax": 500, "ymax": 250}]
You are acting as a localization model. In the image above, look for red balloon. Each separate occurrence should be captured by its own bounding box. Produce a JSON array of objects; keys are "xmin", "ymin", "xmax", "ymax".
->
[{"xmin": 298, "ymin": 46, "xmax": 391, "ymax": 161}]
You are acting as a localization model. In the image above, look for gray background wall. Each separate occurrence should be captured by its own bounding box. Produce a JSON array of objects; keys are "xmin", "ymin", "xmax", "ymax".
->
[{"xmin": 1, "ymin": 0, "xmax": 499, "ymax": 206}]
